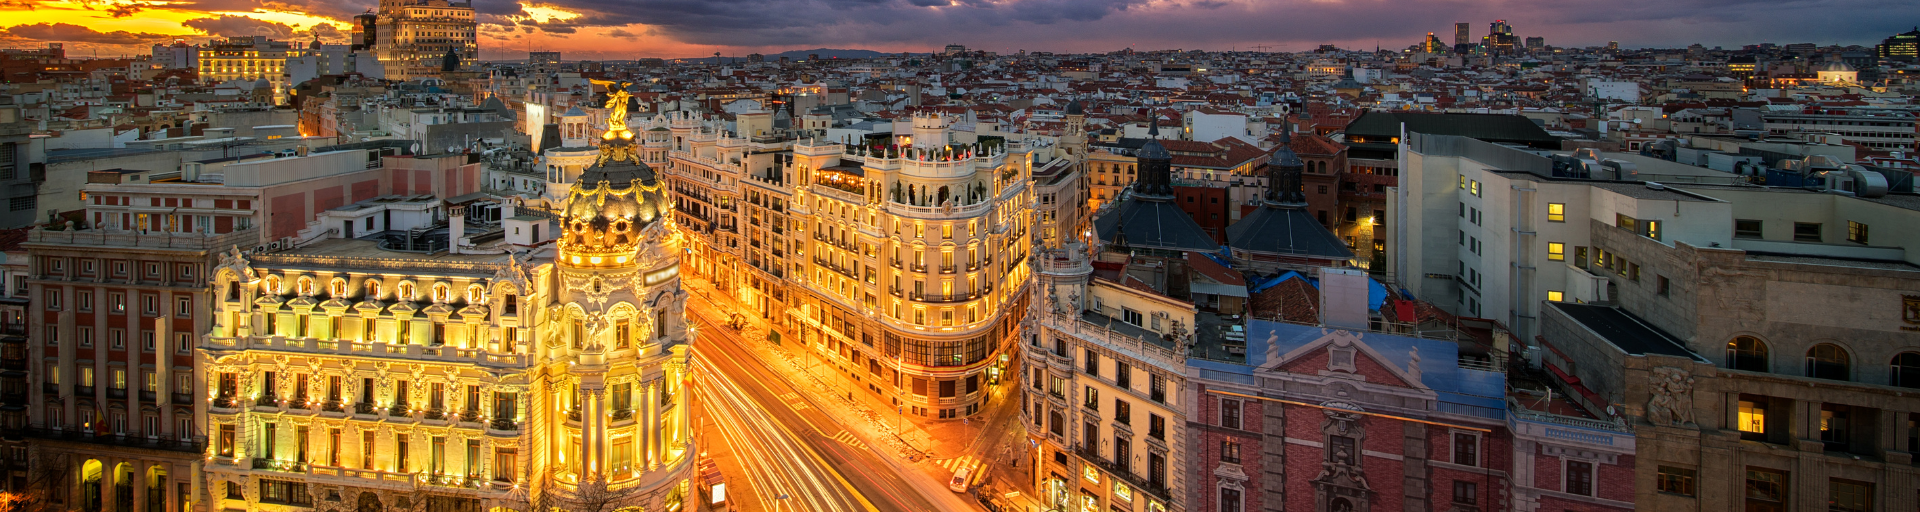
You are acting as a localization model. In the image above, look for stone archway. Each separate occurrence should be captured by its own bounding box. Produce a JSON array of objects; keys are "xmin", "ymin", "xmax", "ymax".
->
[{"xmin": 356, "ymin": 491, "xmax": 385, "ymax": 512}]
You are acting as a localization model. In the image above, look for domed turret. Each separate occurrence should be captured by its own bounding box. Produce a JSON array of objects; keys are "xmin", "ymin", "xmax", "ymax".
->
[
  {"xmin": 558, "ymin": 114, "xmax": 665, "ymax": 267},
  {"xmin": 1134, "ymin": 116, "xmax": 1174, "ymax": 197},
  {"xmin": 1266, "ymin": 124, "xmax": 1306, "ymax": 205}
]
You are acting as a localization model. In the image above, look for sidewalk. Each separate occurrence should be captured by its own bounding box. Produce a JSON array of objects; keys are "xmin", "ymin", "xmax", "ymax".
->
[{"xmin": 684, "ymin": 276, "xmax": 1037, "ymax": 510}]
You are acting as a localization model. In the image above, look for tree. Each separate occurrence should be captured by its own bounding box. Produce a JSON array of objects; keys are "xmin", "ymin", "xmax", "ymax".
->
[
  {"xmin": 0, "ymin": 451, "xmax": 74, "ymax": 512},
  {"xmin": 567, "ymin": 474, "xmax": 650, "ymax": 512}
]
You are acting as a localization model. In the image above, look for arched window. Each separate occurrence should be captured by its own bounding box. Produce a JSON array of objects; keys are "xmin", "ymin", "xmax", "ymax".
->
[
  {"xmin": 1725, "ymin": 336, "xmax": 1769, "ymax": 372},
  {"xmin": 397, "ymin": 282, "xmax": 415, "ymax": 302},
  {"xmin": 431, "ymin": 283, "xmax": 451, "ymax": 303},
  {"xmin": 1892, "ymin": 353, "xmax": 1920, "ymax": 389},
  {"xmin": 329, "ymin": 278, "xmax": 348, "ymax": 298},
  {"xmin": 1806, "ymin": 343, "xmax": 1850, "ymax": 381},
  {"xmin": 296, "ymin": 276, "xmax": 314, "ymax": 296},
  {"xmin": 263, "ymin": 276, "xmax": 282, "ymax": 296},
  {"xmin": 365, "ymin": 280, "xmax": 383, "ymax": 300},
  {"xmin": 466, "ymin": 285, "xmax": 485, "ymax": 304}
]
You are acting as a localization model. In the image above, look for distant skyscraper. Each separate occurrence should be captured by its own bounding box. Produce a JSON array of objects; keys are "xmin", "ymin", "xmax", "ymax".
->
[
  {"xmin": 1608, "ymin": 41, "xmax": 1621, "ymax": 52},
  {"xmin": 1879, "ymin": 27, "xmax": 1919, "ymax": 62},
  {"xmin": 1455, "ymin": 23, "xmax": 1470, "ymax": 46},
  {"xmin": 1486, "ymin": 20, "xmax": 1517, "ymax": 54},
  {"xmin": 944, "ymin": 44, "xmax": 967, "ymax": 55},
  {"xmin": 1525, "ymin": 36, "xmax": 1545, "ymax": 49},
  {"xmin": 529, "ymin": 51, "xmax": 561, "ymax": 66}
]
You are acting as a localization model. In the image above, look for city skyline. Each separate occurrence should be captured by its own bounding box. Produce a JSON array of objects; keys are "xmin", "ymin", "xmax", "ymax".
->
[{"xmin": 0, "ymin": 0, "xmax": 1914, "ymax": 60}]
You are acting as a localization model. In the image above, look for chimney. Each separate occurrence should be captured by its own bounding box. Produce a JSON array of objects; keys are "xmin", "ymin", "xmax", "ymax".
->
[{"xmin": 448, "ymin": 204, "xmax": 465, "ymax": 255}]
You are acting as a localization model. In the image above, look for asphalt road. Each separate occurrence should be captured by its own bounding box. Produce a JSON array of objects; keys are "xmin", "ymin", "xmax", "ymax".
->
[{"xmin": 692, "ymin": 312, "xmax": 949, "ymax": 512}]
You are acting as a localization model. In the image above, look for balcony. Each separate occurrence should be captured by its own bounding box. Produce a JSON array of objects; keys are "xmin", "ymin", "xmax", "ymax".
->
[
  {"xmin": 425, "ymin": 409, "xmax": 445, "ymax": 420},
  {"xmin": 1073, "ymin": 445, "xmax": 1172, "ymax": 501},
  {"xmin": 323, "ymin": 400, "xmax": 345, "ymax": 413},
  {"xmin": 20, "ymin": 427, "xmax": 204, "ymax": 453},
  {"xmin": 139, "ymin": 391, "xmax": 156, "ymax": 402},
  {"xmin": 0, "ymin": 358, "xmax": 23, "ymax": 372},
  {"xmin": 74, "ymin": 385, "xmax": 93, "ymax": 396},
  {"xmin": 254, "ymin": 395, "xmax": 277, "ymax": 407},
  {"xmin": 252, "ymin": 458, "xmax": 310, "ymax": 473},
  {"xmin": 612, "ymin": 409, "xmax": 634, "ymax": 421},
  {"xmin": 211, "ymin": 395, "xmax": 240, "ymax": 409},
  {"xmin": 42, "ymin": 382, "xmax": 58, "ymax": 395},
  {"xmin": 172, "ymin": 392, "xmax": 194, "ymax": 404},
  {"xmin": 354, "ymin": 402, "xmax": 376, "ymax": 415},
  {"xmin": 388, "ymin": 402, "xmax": 410, "ymax": 417},
  {"xmin": 460, "ymin": 409, "xmax": 481, "ymax": 423},
  {"xmin": 489, "ymin": 418, "xmax": 518, "ymax": 432}
]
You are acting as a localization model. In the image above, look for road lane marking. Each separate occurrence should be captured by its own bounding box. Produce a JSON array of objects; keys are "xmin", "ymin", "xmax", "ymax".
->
[{"xmin": 830, "ymin": 430, "xmax": 869, "ymax": 451}]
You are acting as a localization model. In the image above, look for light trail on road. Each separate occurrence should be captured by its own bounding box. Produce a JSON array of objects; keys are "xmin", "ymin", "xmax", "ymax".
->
[{"xmin": 697, "ymin": 354, "xmax": 873, "ymax": 512}]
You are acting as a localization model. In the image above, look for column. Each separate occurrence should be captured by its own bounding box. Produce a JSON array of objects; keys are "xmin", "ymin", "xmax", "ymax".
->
[
  {"xmin": 584, "ymin": 387, "xmax": 604, "ymax": 478},
  {"xmin": 644, "ymin": 382, "xmax": 660, "ymax": 469},
  {"xmin": 130, "ymin": 461, "xmax": 146, "ymax": 512},
  {"xmin": 157, "ymin": 315, "xmax": 172, "ymax": 441}
]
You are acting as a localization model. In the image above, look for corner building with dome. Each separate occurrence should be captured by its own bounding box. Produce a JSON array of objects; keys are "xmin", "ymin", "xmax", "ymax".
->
[{"xmin": 198, "ymin": 118, "xmax": 694, "ymax": 512}]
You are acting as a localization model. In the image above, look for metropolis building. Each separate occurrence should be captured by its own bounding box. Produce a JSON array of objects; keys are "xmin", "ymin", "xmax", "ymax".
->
[{"xmin": 198, "ymin": 104, "xmax": 693, "ymax": 511}]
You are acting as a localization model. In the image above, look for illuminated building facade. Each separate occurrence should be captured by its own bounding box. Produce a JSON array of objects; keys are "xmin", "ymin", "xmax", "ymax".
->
[
  {"xmin": 664, "ymin": 110, "xmax": 1038, "ymax": 420},
  {"xmin": 199, "ymin": 36, "xmax": 293, "ymax": 96},
  {"xmin": 197, "ymin": 91, "xmax": 693, "ymax": 511},
  {"xmin": 373, "ymin": 0, "xmax": 477, "ymax": 81}
]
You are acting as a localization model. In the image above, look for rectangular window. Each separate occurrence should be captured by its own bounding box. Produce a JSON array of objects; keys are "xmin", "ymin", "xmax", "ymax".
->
[
  {"xmin": 1616, "ymin": 214, "xmax": 1637, "ymax": 232},
  {"xmin": 1828, "ymin": 478, "xmax": 1871, "ymax": 512},
  {"xmin": 1469, "ymin": 180, "xmax": 1480, "ymax": 196},
  {"xmin": 1735, "ymin": 219, "xmax": 1763, "ymax": 239},
  {"xmin": 1083, "ymin": 348, "xmax": 1099, "ymax": 377},
  {"xmin": 1121, "ymin": 308, "xmax": 1143, "ymax": 327},
  {"xmin": 1744, "ymin": 467, "xmax": 1787, "ymax": 510},
  {"xmin": 1547, "ymin": 290, "xmax": 1564, "ymax": 302},
  {"xmin": 1657, "ymin": 275, "xmax": 1670, "ymax": 296},
  {"xmin": 1656, "ymin": 466, "xmax": 1696, "ymax": 496},
  {"xmin": 1737, "ymin": 395, "xmax": 1768, "ymax": 441},
  {"xmin": 493, "ymin": 448, "xmax": 517, "ymax": 482},
  {"xmin": 362, "ymin": 432, "xmax": 376, "ymax": 469},
  {"xmin": 1547, "ymin": 202, "xmax": 1565, "ymax": 222},
  {"xmin": 1148, "ymin": 414, "xmax": 1165, "ymax": 440},
  {"xmin": 1793, "ymin": 222, "xmax": 1822, "ymax": 242},
  {"xmin": 1846, "ymin": 221, "xmax": 1868, "ymax": 244},
  {"xmin": 1547, "ymin": 242, "xmax": 1565, "ymax": 261},
  {"xmin": 1819, "ymin": 403, "xmax": 1850, "ymax": 450},
  {"xmin": 1220, "ymin": 400, "xmax": 1241, "ymax": 430},
  {"xmin": 1565, "ymin": 460, "xmax": 1593, "ymax": 496},
  {"xmin": 1452, "ymin": 480, "xmax": 1477, "ymax": 505},
  {"xmin": 1452, "ymin": 432, "xmax": 1478, "ymax": 467},
  {"xmin": 1219, "ymin": 440, "xmax": 1240, "ymax": 463},
  {"xmin": 1219, "ymin": 488, "xmax": 1242, "ymax": 512}
]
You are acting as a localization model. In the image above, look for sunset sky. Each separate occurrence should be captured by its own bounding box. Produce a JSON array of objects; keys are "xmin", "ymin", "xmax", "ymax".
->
[{"xmin": 1, "ymin": 0, "xmax": 1914, "ymax": 61}]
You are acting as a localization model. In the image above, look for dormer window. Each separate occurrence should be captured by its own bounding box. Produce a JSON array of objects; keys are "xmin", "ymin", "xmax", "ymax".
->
[
  {"xmin": 431, "ymin": 283, "xmax": 450, "ymax": 303},
  {"xmin": 263, "ymin": 276, "xmax": 282, "ymax": 295},
  {"xmin": 296, "ymin": 276, "xmax": 315, "ymax": 296},
  {"xmin": 398, "ymin": 282, "xmax": 415, "ymax": 301},
  {"xmin": 365, "ymin": 280, "xmax": 383, "ymax": 300},
  {"xmin": 329, "ymin": 278, "xmax": 348, "ymax": 297},
  {"xmin": 466, "ymin": 285, "xmax": 485, "ymax": 304}
]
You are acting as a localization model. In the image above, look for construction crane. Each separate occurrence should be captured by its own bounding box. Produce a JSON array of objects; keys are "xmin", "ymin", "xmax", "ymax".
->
[{"xmin": 1250, "ymin": 45, "xmax": 1276, "ymax": 53}]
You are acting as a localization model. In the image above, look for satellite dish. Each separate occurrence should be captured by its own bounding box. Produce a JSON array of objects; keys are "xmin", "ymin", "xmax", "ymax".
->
[
  {"xmin": 1605, "ymin": 405, "xmax": 1617, "ymax": 416},
  {"xmin": 410, "ymin": 142, "xmax": 421, "ymax": 154}
]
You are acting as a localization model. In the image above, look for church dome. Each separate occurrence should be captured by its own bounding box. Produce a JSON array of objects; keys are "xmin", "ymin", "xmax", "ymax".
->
[
  {"xmin": 1821, "ymin": 60, "xmax": 1855, "ymax": 72},
  {"xmin": 558, "ymin": 139, "xmax": 665, "ymax": 267}
]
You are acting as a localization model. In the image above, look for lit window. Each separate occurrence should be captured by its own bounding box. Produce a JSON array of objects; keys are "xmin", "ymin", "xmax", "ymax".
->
[
  {"xmin": 1547, "ymin": 242, "xmax": 1565, "ymax": 261},
  {"xmin": 1469, "ymin": 180, "xmax": 1481, "ymax": 196},
  {"xmin": 1547, "ymin": 203, "xmax": 1565, "ymax": 222},
  {"xmin": 1546, "ymin": 291, "xmax": 1564, "ymax": 302}
]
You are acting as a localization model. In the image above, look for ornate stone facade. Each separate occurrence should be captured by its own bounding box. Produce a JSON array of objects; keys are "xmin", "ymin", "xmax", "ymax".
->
[{"xmin": 199, "ymin": 91, "xmax": 693, "ymax": 512}]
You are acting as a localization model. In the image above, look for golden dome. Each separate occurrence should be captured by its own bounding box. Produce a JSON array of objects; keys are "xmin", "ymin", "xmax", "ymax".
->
[{"xmin": 559, "ymin": 136, "xmax": 665, "ymax": 267}]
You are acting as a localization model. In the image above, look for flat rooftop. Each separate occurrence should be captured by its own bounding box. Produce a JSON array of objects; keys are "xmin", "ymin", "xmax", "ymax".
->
[{"xmin": 1549, "ymin": 302, "xmax": 1701, "ymax": 359}]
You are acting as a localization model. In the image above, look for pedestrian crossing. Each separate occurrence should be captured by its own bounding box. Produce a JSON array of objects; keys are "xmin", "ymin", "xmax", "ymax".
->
[
  {"xmin": 828, "ymin": 430, "xmax": 868, "ymax": 451},
  {"xmin": 777, "ymin": 392, "xmax": 810, "ymax": 411},
  {"xmin": 935, "ymin": 455, "xmax": 979, "ymax": 473}
]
